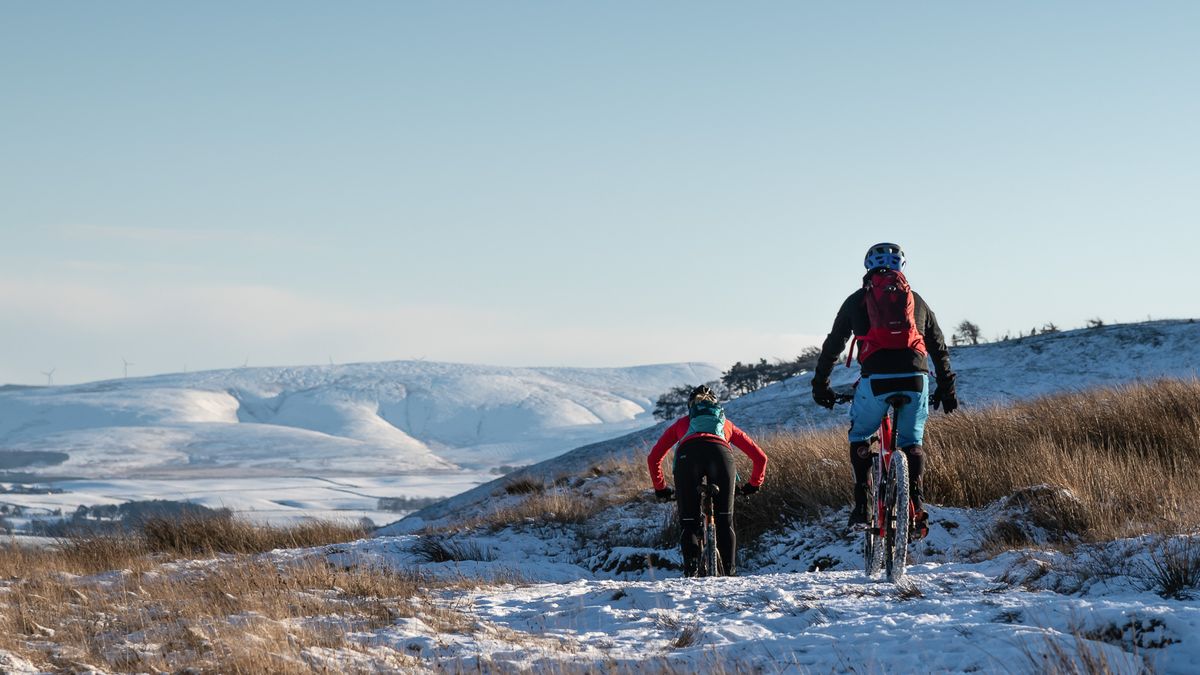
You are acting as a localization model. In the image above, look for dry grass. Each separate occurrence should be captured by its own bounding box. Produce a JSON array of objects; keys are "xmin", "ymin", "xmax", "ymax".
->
[
  {"xmin": 0, "ymin": 518, "xmax": 467, "ymax": 673},
  {"xmin": 411, "ymin": 533, "xmax": 494, "ymax": 563},
  {"xmin": 462, "ymin": 459, "xmax": 649, "ymax": 532},
  {"xmin": 0, "ymin": 515, "xmax": 368, "ymax": 578},
  {"xmin": 413, "ymin": 379, "xmax": 1200, "ymax": 559},
  {"xmin": 1141, "ymin": 536, "xmax": 1200, "ymax": 599},
  {"xmin": 1018, "ymin": 632, "xmax": 1136, "ymax": 675},
  {"xmin": 141, "ymin": 513, "xmax": 369, "ymax": 556},
  {"xmin": 725, "ymin": 378, "xmax": 1200, "ymax": 547}
]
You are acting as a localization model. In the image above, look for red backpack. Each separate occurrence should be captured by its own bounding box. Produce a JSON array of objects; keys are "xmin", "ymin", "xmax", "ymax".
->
[{"xmin": 848, "ymin": 269, "xmax": 928, "ymax": 366}]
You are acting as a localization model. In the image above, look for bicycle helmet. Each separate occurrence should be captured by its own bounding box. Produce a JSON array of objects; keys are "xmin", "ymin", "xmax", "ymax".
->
[
  {"xmin": 863, "ymin": 242, "xmax": 906, "ymax": 271},
  {"xmin": 688, "ymin": 385, "xmax": 718, "ymax": 406}
]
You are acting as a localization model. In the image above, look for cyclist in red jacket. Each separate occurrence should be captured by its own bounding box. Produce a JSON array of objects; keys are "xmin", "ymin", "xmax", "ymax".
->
[{"xmin": 648, "ymin": 385, "xmax": 767, "ymax": 577}]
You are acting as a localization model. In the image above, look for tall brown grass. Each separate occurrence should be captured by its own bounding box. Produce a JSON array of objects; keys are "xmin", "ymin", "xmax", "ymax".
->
[
  {"xmin": 725, "ymin": 378, "xmax": 1200, "ymax": 547},
  {"xmin": 460, "ymin": 458, "xmax": 650, "ymax": 532},
  {"xmin": 0, "ymin": 518, "xmax": 470, "ymax": 673},
  {"xmin": 141, "ymin": 513, "xmax": 370, "ymax": 555},
  {"xmin": 0, "ymin": 515, "xmax": 369, "ymax": 578}
]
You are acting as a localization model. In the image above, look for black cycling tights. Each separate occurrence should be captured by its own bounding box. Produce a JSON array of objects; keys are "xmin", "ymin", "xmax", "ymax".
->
[{"xmin": 674, "ymin": 437, "xmax": 737, "ymax": 576}]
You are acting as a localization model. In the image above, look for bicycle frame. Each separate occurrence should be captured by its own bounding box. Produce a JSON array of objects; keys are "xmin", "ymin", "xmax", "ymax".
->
[{"xmin": 872, "ymin": 412, "xmax": 915, "ymax": 538}]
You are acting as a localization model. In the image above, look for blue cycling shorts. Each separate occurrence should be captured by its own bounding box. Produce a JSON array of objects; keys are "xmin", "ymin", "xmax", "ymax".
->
[{"xmin": 848, "ymin": 372, "xmax": 929, "ymax": 448}]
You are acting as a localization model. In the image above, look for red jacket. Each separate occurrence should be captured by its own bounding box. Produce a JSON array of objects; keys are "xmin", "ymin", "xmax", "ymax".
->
[{"xmin": 647, "ymin": 416, "xmax": 767, "ymax": 491}]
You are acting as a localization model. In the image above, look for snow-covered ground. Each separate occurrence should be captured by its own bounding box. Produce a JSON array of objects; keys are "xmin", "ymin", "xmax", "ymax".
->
[
  {"xmin": 5, "ymin": 481, "xmax": 1197, "ymax": 673},
  {"xmin": 295, "ymin": 500, "xmax": 1200, "ymax": 673},
  {"xmin": 339, "ymin": 555, "xmax": 1197, "ymax": 673}
]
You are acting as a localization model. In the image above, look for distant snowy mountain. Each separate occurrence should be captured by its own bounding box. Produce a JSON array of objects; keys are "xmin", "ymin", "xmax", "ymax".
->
[
  {"xmin": 390, "ymin": 319, "xmax": 1200, "ymax": 531},
  {"xmin": 0, "ymin": 360, "xmax": 722, "ymax": 479}
]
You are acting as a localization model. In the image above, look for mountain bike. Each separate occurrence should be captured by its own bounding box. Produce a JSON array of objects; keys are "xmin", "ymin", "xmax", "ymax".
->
[
  {"xmin": 836, "ymin": 390, "xmax": 914, "ymax": 583},
  {"xmin": 655, "ymin": 478, "xmax": 745, "ymax": 577}
]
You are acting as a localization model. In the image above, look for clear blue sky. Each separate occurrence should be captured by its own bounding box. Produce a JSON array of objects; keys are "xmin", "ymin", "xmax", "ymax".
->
[{"xmin": 2, "ymin": 2, "xmax": 1197, "ymax": 384}]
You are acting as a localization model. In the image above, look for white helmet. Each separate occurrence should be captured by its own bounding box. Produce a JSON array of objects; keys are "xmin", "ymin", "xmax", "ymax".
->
[{"xmin": 864, "ymin": 242, "xmax": 906, "ymax": 271}]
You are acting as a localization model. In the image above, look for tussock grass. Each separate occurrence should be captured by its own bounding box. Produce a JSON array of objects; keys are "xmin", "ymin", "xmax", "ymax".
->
[
  {"xmin": 1142, "ymin": 536, "xmax": 1200, "ymax": 599},
  {"xmin": 503, "ymin": 475, "xmax": 546, "ymax": 495},
  {"xmin": 412, "ymin": 533, "xmax": 494, "ymax": 563},
  {"xmin": 0, "ymin": 518, "xmax": 457, "ymax": 673},
  {"xmin": 465, "ymin": 459, "xmax": 649, "ymax": 532},
  {"xmin": 0, "ymin": 515, "xmax": 368, "ymax": 578},
  {"xmin": 1018, "ymin": 632, "xmax": 1133, "ymax": 675},
  {"xmin": 727, "ymin": 379, "xmax": 1200, "ymax": 547},
  {"xmin": 141, "ymin": 513, "xmax": 369, "ymax": 555}
]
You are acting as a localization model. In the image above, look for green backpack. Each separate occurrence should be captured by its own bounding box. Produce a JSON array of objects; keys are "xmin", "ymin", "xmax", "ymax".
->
[{"xmin": 686, "ymin": 400, "xmax": 726, "ymax": 437}]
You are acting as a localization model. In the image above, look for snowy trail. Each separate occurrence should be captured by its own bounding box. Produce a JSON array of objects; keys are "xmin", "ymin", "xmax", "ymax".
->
[
  {"xmin": 380, "ymin": 563, "xmax": 1197, "ymax": 673},
  {"xmin": 316, "ymin": 534, "xmax": 1200, "ymax": 674}
]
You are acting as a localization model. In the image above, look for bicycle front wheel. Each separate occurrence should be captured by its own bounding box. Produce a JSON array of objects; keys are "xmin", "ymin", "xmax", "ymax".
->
[
  {"xmin": 885, "ymin": 451, "xmax": 910, "ymax": 583},
  {"xmin": 703, "ymin": 518, "xmax": 722, "ymax": 577}
]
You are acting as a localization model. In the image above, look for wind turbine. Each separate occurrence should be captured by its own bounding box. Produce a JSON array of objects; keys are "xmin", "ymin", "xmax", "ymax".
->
[
  {"xmin": 41, "ymin": 368, "xmax": 56, "ymax": 386},
  {"xmin": 122, "ymin": 357, "xmax": 134, "ymax": 379}
]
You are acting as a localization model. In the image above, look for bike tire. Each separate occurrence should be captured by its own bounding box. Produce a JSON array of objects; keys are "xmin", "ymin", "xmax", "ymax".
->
[
  {"xmin": 704, "ymin": 517, "xmax": 722, "ymax": 577},
  {"xmin": 885, "ymin": 450, "xmax": 910, "ymax": 583}
]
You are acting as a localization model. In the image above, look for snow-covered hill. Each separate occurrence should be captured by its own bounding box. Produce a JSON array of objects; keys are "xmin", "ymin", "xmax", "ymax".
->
[
  {"xmin": 0, "ymin": 361, "xmax": 721, "ymax": 479},
  {"xmin": 390, "ymin": 320, "xmax": 1200, "ymax": 531}
]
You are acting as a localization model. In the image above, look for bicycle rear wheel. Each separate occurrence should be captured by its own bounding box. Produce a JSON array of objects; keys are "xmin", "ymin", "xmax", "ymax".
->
[
  {"xmin": 703, "ymin": 517, "xmax": 722, "ymax": 577},
  {"xmin": 885, "ymin": 451, "xmax": 910, "ymax": 583},
  {"xmin": 863, "ymin": 455, "xmax": 884, "ymax": 578}
]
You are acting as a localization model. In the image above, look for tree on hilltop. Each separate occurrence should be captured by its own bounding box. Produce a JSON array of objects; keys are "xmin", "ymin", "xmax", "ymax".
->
[{"xmin": 954, "ymin": 320, "xmax": 983, "ymax": 346}]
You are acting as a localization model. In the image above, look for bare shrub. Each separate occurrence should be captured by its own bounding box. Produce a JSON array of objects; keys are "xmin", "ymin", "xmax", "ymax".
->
[
  {"xmin": 1018, "ymin": 631, "xmax": 1129, "ymax": 675},
  {"xmin": 982, "ymin": 519, "xmax": 1035, "ymax": 552},
  {"xmin": 672, "ymin": 621, "xmax": 702, "ymax": 649},
  {"xmin": 894, "ymin": 581, "xmax": 924, "ymax": 600},
  {"xmin": 1141, "ymin": 536, "xmax": 1200, "ymax": 599},
  {"xmin": 503, "ymin": 476, "xmax": 546, "ymax": 495},
  {"xmin": 411, "ymin": 534, "xmax": 494, "ymax": 563}
]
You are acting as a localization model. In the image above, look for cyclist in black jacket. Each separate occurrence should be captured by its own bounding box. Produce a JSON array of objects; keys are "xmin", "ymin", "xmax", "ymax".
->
[{"xmin": 811, "ymin": 243, "xmax": 959, "ymax": 531}]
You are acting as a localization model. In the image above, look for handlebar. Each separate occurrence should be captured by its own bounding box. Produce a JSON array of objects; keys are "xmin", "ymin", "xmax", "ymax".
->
[{"xmin": 650, "ymin": 484, "xmax": 756, "ymax": 502}]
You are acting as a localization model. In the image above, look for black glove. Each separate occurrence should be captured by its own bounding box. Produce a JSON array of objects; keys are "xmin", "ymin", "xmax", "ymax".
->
[
  {"xmin": 655, "ymin": 487, "xmax": 675, "ymax": 502},
  {"xmin": 812, "ymin": 379, "xmax": 837, "ymax": 409},
  {"xmin": 737, "ymin": 483, "xmax": 760, "ymax": 497},
  {"xmin": 931, "ymin": 374, "xmax": 959, "ymax": 414}
]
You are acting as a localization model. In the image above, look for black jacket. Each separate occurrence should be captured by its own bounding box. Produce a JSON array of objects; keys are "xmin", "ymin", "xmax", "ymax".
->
[{"xmin": 814, "ymin": 286, "xmax": 954, "ymax": 385}]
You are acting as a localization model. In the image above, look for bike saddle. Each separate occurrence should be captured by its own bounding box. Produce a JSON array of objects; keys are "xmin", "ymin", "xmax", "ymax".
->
[
  {"xmin": 698, "ymin": 483, "xmax": 721, "ymax": 497},
  {"xmin": 884, "ymin": 394, "xmax": 912, "ymax": 407}
]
